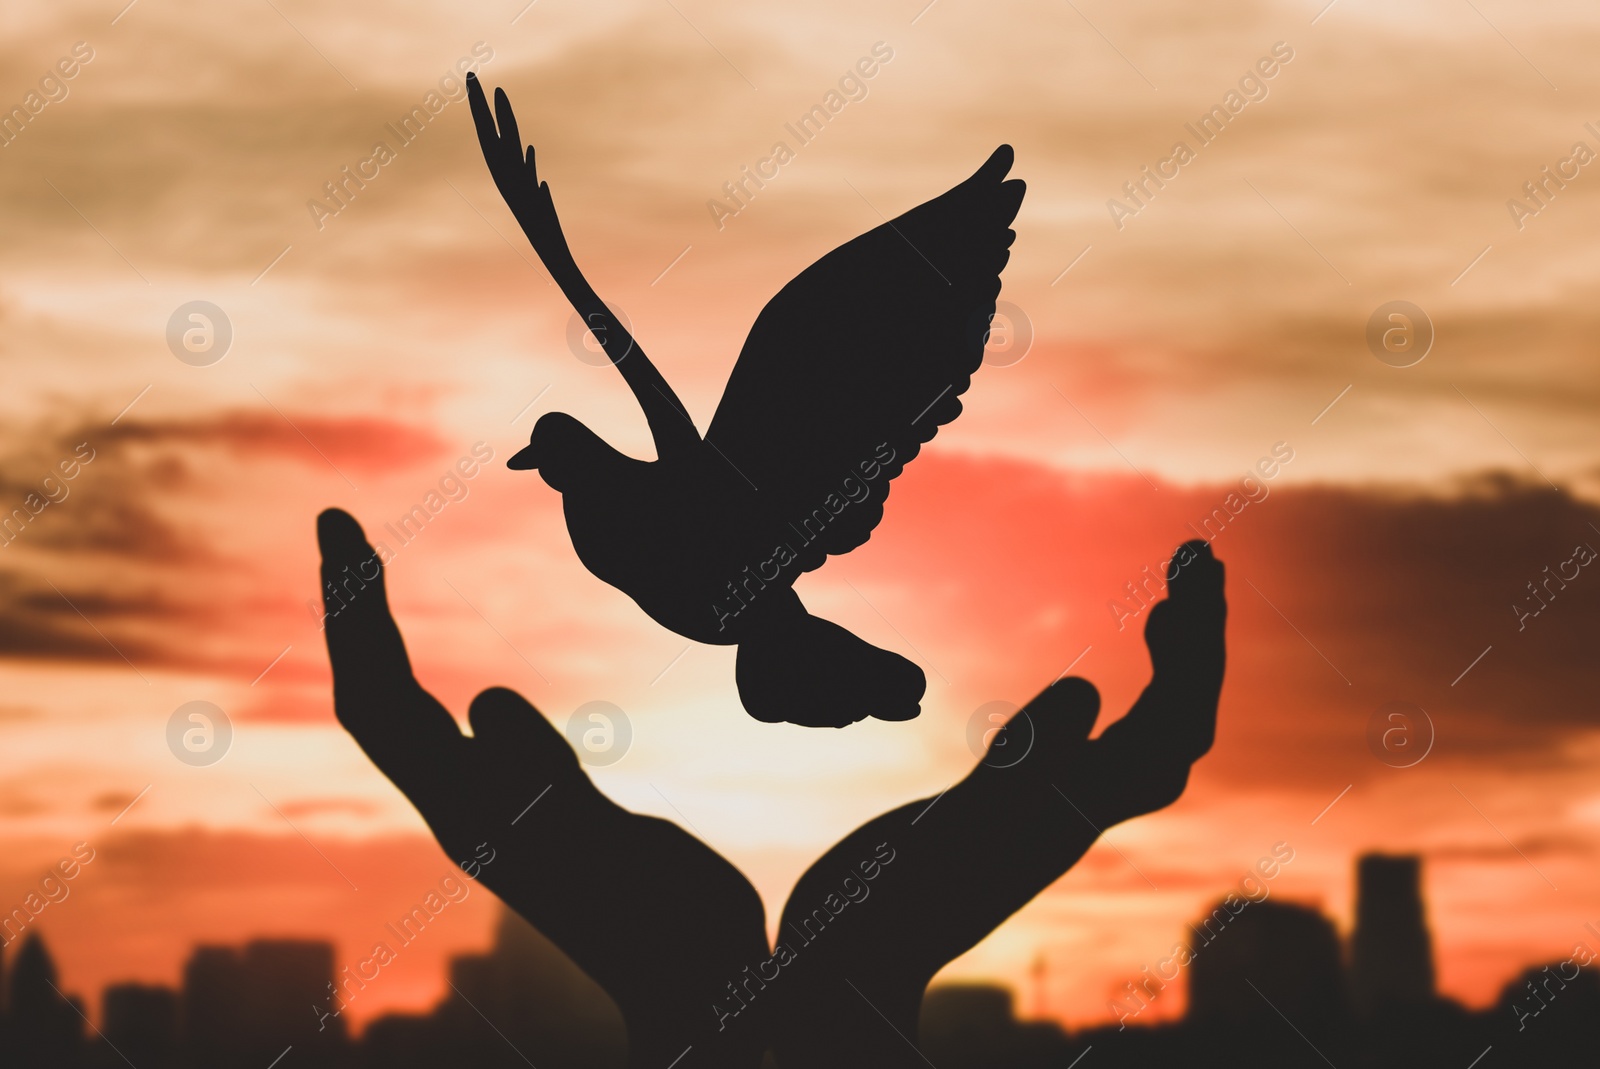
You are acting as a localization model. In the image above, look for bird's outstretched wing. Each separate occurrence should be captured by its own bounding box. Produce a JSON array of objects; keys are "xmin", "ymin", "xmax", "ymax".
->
[{"xmin": 706, "ymin": 145, "xmax": 1024, "ymax": 568}]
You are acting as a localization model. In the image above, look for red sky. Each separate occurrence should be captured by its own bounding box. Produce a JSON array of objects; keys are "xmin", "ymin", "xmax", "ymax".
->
[{"xmin": 2, "ymin": 0, "xmax": 1598, "ymax": 1034}]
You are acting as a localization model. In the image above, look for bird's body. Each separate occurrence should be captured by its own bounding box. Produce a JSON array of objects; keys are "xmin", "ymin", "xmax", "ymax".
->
[
  {"xmin": 535, "ymin": 425, "xmax": 848, "ymax": 648},
  {"xmin": 549, "ymin": 436, "xmax": 928, "ymax": 724},
  {"xmin": 540, "ymin": 432, "xmax": 763, "ymax": 645},
  {"xmin": 470, "ymin": 73, "xmax": 1024, "ymax": 726}
]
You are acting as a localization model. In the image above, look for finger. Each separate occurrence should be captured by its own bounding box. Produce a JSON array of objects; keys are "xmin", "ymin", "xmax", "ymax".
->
[
  {"xmin": 1165, "ymin": 538, "xmax": 1225, "ymax": 609},
  {"xmin": 466, "ymin": 73, "xmax": 501, "ymax": 156},
  {"xmin": 317, "ymin": 510, "xmax": 464, "ymax": 785},
  {"xmin": 493, "ymin": 86, "xmax": 522, "ymax": 170},
  {"xmin": 1024, "ymin": 675, "xmax": 1101, "ymax": 747},
  {"xmin": 467, "ymin": 686, "xmax": 582, "ymax": 783},
  {"xmin": 1147, "ymin": 540, "xmax": 1226, "ymax": 663},
  {"xmin": 525, "ymin": 144, "xmax": 538, "ymax": 182},
  {"xmin": 318, "ymin": 508, "xmax": 411, "ymax": 691},
  {"xmin": 977, "ymin": 676, "xmax": 1100, "ymax": 771}
]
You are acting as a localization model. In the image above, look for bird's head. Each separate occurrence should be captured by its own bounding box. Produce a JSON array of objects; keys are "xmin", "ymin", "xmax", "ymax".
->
[{"xmin": 508, "ymin": 412, "xmax": 616, "ymax": 491}]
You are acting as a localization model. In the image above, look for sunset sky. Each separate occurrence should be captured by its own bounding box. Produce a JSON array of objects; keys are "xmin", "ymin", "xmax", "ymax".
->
[{"xmin": 2, "ymin": 0, "xmax": 1599, "ymax": 1035}]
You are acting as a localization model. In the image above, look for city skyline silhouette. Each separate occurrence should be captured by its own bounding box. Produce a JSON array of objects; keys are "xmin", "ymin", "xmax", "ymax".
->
[{"xmin": 5, "ymin": 852, "xmax": 1595, "ymax": 1067}]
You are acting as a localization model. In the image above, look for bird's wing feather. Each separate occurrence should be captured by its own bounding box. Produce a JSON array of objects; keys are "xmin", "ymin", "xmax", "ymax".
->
[{"xmin": 705, "ymin": 146, "xmax": 1024, "ymax": 569}]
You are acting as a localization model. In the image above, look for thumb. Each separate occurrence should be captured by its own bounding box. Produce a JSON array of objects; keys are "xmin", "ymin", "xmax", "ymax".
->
[
  {"xmin": 467, "ymin": 686, "xmax": 584, "ymax": 783},
  {"xmin": 976, "ymin": 677, "xmax": 1100, "ymax": 775},
  {"xmin": 1026, "ymin": 675, "xmax": 1102, "ymax": 748}
]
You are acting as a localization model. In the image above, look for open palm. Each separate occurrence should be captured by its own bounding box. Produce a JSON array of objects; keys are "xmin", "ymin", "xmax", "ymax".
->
[{"xmin": 318, "ymin": 509, "xmax": 770, "ymax": 1069}]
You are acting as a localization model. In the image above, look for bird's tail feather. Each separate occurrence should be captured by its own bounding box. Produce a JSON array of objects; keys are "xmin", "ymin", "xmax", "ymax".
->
[{"xmin": 736, "ymin": 593, "xmax": 925, "ymax": 727}]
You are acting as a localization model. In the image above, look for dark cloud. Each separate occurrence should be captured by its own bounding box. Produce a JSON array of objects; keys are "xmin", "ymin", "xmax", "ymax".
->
[
  {"xmin": 0, "ymin": 409, "xmax": 451, "ymax": 673},
  {"xmin": 849, "ymin": 453, "xmax": 1600, "ymax": 785},
  {"xmin": 0, "ymin": 411, "xmax": 444, "ymax": 563},
  {"xmin": 0, "ymin": 789, "xmax": 53, "ymax": 819},
  {"xmin": 90, "ymin": 790, "xmax": 141, "ymax": 814},
  {"xmin": 100, "ymin": 411, "xmax": 451, "ymax": 476}
]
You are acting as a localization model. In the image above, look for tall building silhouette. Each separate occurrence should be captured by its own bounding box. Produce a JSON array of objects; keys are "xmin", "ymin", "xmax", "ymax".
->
[
  {"xmin": 1349, "ymin": 853, "xmax": 1436, "ymax": 1016},
  {"xmin": 1492, "ymin": 961, "xmax": 1600, "ymax": 1058},
  {"xmin": 181, "ymin": 939, "xmax": 344, "ymax": 1067},
  {"xmin": 1185, "ymin": 899, "xmax": 1351, "ymax": 1046},
  {"xmin": 102, "ymin": 982, "xmax": 178, "ymax": 1067},
  {"xmin": 6, "ymin": 934, "xmax": 84, "ymax": 1065},
  {"xmin": 445, "ymin": 906, "xmax": 624, "ymax": 1068},
  {"xmin": 918, "ymin": 983, "xmax": 1066, "ymax": 1069},
  {"xmin": 919, "ymin": 983, "xmax": 1018, "ymax": 1065},
  {"xmin": 180, "ymin": 944, "xmax": 248, "ymax": 1062},
  {"xmin": 362, "ymin": 906, "xmax": 624, "ymax": 1069},
  {"xmin": 243, "ymin": 939, "xmax": 346, "ymax": 1056}
]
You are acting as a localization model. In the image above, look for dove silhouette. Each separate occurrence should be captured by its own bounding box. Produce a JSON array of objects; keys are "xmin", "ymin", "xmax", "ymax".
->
[{"xmin": 469, "ymin": 74, "xmax": 1023, "ymax": 727}]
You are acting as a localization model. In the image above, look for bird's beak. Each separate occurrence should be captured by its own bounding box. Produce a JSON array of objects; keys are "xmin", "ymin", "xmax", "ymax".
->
[{"xmin": 507, "ymin": 443, "xmax": 539, "ymax": 470}]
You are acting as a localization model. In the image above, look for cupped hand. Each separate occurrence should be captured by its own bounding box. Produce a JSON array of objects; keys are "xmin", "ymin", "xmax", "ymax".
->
[
  {"xmin": 317, "ymin": 508, "xmax": 770, "ymax": 1069},
  {"xmin": 767, "ymin": 540, "xmax": 1227, "ymax": 1068}
]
